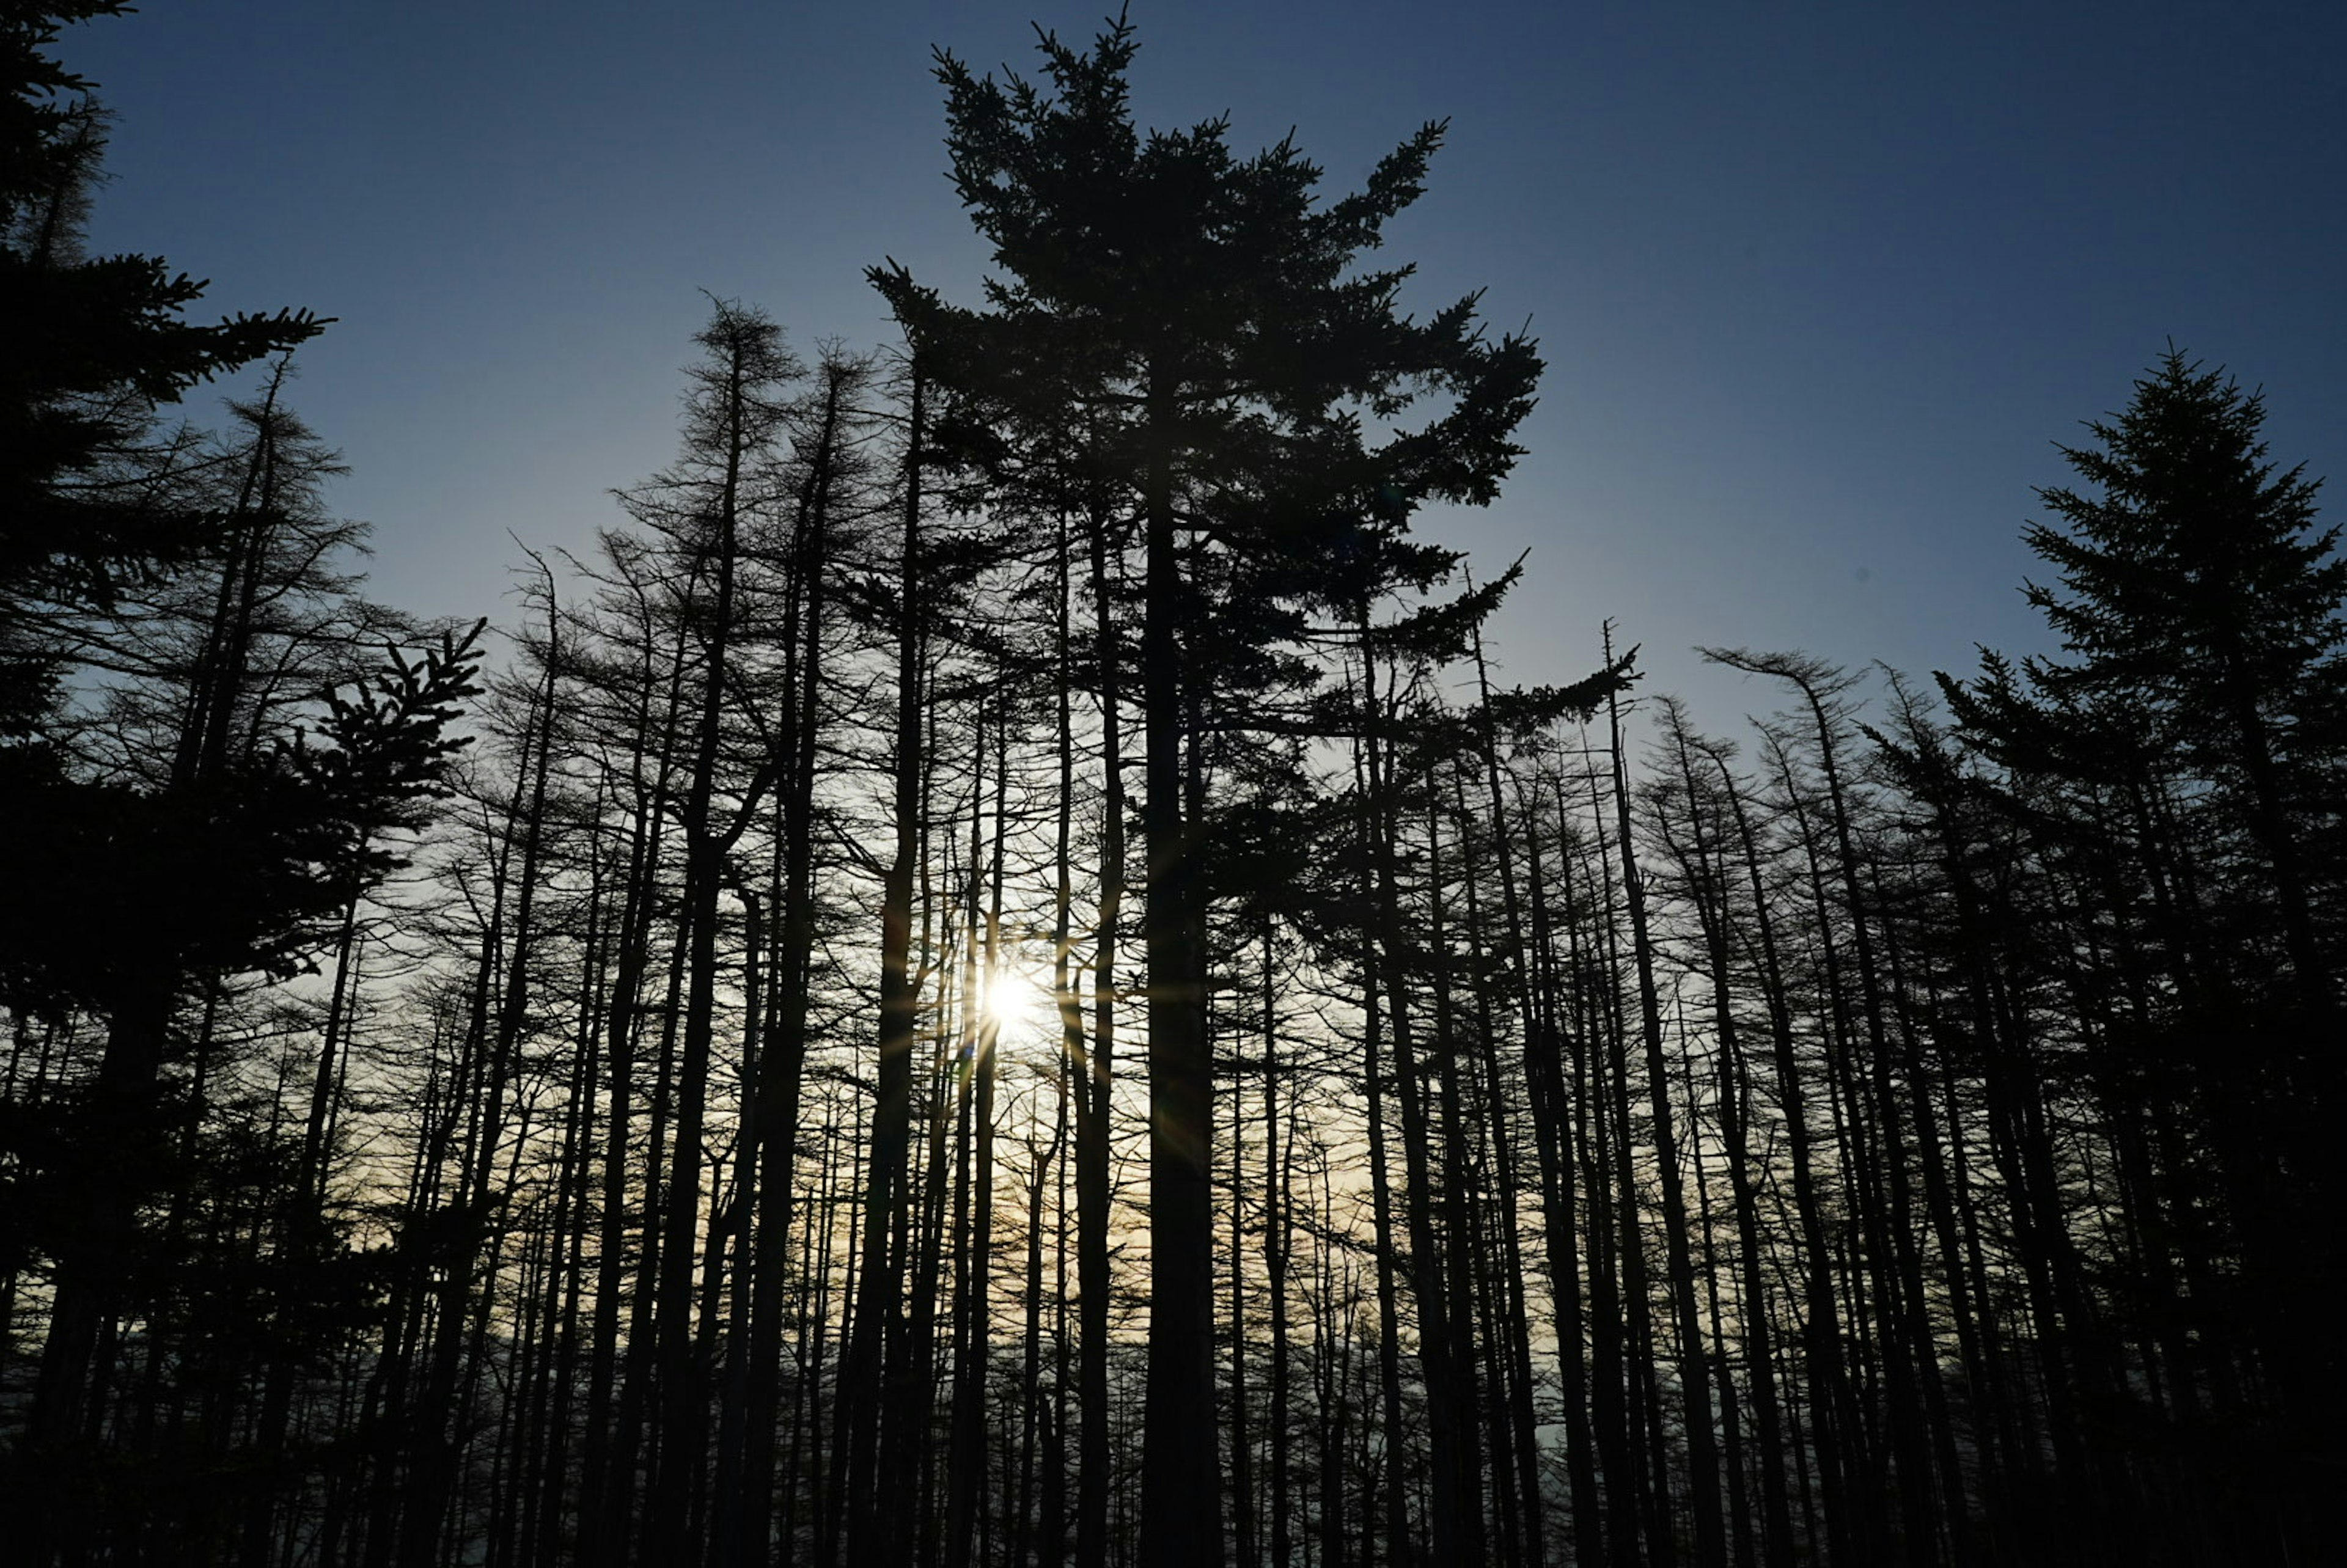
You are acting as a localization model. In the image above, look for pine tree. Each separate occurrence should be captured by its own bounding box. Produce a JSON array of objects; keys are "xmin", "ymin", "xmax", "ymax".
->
[
  {"xmin": 0, "ymin": 20, "xmax": 476, "ymax": 1555},
  {"xmin": 2, "ymin": 2, "xmax": 323, "ymax": 733},
  {"xmin": 879, "ymin": 18, "xmax": 1541, "ymax": 1564},
  {"xmin": 1941, "ymin": 347, "xmax": 2345, "ymax": 1555},
  {"xmin": 2009, "ymin": 348, "xmax": 2339, "ymax": 1002}
]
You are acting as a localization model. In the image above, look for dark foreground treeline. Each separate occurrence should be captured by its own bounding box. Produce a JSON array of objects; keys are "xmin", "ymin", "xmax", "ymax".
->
[{"xmin": 2, "ymin": 8, "xmax": 2340, "ymax": 1567}]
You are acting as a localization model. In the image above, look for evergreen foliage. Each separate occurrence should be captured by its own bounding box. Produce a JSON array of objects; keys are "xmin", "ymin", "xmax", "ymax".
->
[
  {"xmin": 880, "ymin": 24, "xmax": 1548, "ymax": 1563},
  {"xmin": 1, "ymin": 10, "xmax": 2338, "ymax": 1568},
  {"xmin": 0, "ymin": 9, "xmax": 480, "ymax": 1552}
]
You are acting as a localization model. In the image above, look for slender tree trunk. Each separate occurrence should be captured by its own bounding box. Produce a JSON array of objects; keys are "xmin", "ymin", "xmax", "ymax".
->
[
  {"xmin": 1076, "ymin": 491, "xmax": 1123, "ymax": 1568},
  {"xmin": 839, "ymin": 363, "xmax": 925, "ymax": 1568},
  {"xmin": 1139, "ymin": 365, "xmax": 1222, "ymax": 1568}
]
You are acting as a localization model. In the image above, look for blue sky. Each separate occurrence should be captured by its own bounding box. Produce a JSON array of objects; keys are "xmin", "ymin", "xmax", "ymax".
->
[{"xmin": 62, "ymin": 1, "xmax": 2347, "ymax": 729}]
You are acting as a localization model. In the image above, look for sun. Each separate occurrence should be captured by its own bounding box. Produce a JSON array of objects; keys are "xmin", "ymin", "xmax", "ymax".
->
[{"xmin": 982, "ymin": 965, "xmax": 1059, "ymax": 1058}]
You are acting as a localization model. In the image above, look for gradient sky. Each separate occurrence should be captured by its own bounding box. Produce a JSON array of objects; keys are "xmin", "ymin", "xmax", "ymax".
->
[{"xmin": 62, "ymin": 1, "xmax": 2347, "ymax": 730}]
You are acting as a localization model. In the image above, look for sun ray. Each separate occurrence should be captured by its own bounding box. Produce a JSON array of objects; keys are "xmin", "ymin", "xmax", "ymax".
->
[{"xmin": 982, "ymin": 964, "xmax": 1058, "ymax": 1065}]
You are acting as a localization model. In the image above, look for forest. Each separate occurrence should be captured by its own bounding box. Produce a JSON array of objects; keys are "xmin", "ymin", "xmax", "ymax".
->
[{"xmin": 2, "ymin": 6, "xmax": 2341, "ymax": 1566}]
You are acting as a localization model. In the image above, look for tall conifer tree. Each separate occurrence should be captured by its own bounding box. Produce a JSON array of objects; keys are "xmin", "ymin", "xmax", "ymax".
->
[{"xmin": 876, "ymin": 17, "xmax": 1541, "ymax": 1564}]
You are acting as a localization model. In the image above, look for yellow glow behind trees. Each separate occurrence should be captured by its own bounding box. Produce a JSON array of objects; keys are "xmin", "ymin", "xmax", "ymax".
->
[{"xmin": 980, "ymin": 964, "xmax": 1056, "ymax": 1066}]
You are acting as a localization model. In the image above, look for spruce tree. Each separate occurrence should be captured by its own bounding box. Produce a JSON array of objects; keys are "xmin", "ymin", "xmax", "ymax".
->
[
  {"xmin": 2, "ymin": 2, "xmax": 324, "ymax": 721},
  {"xmin": 2018, "ymin": 350, "xmax": 2339, "ymax": 997},
  {"xmin": 1942, "ymin": 347, "xmax": 2345, "ymax": 1549}
]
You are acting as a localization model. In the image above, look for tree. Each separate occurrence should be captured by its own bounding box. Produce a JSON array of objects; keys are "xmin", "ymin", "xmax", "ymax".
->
[
  {"xmin": 2004, "ymin": 348, "xmax": 2338, "ymax": 1004},
  {"xmin": 1, "ymin": 2, "xmax": 324, "ymax": 740},
  {"xmin": 1940, "ymin": 347, "xmax": 2345, "ymax": 1555},
  {"xmin": 881, "ymin": 19, "xmax": 1543, "ymax": 1564},
  {"xmin": 4, "ymin": 427, "xmax": 482, "ymax": 1559},
  {"xmin": 0, "ymin": 17, "xmax": 479, "ymax": 1555}
]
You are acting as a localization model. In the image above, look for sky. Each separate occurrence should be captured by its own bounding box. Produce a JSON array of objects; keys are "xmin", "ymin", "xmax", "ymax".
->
[{"xmin": 60, "ymin": 0, "xmax": 2347, "ymax": 733}]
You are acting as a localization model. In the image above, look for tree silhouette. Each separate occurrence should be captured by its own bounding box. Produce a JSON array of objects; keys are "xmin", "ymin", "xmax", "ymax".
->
[
  {"xmin": 873, "ymin": 18, "xmax": 1544, "ymax": 1566},
  {"xmin": 1937, "ymin": 348, "xmax": 2345, "ymax": 1552},
  {"xmin": 7, "ymin": 9, "xmax": 2344, "ymax": 1566}
]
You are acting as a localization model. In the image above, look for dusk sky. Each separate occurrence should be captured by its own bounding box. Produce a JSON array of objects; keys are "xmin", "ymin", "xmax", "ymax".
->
[{"xmin": 67, "ymin": 0, "xmax": 2347, "ymax": 727}]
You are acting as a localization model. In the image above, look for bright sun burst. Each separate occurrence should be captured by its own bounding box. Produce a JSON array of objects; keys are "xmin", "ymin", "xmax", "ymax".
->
[{"xmin": 982, "ymin": 967, "xmax": 1056, "ymax": 1057}]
